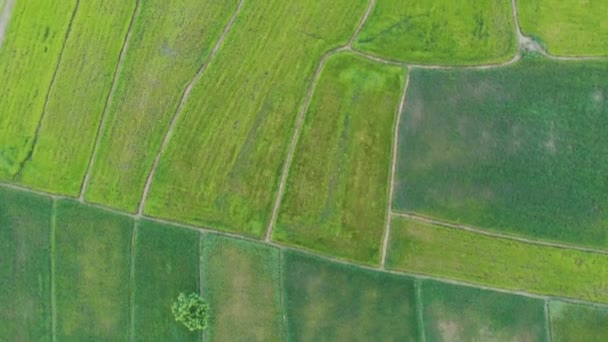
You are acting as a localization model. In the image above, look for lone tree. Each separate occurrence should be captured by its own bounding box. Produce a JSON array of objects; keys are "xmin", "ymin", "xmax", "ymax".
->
[{"xmin": 172, "ymin": 292, "xmax": 210, "ymax": 331}]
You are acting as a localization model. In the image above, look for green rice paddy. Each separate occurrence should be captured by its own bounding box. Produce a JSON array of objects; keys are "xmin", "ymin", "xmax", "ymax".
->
[
  {"xmin": 549, "ymin": 301, "xmax": 608, "ymax": 341},
  {"xmin": 274, "ymin": 52, "xmax": 404, "ymax": 264}
]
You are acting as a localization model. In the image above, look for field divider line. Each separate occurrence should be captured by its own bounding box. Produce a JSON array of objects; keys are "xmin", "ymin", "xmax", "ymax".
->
[
  {"xmin": 393, "ymin": 211, "xmax": 608, "ymax": 256},
  {"xmin": 128, "ymin": 221, "xmax": 139, "ymax": 342},
  {"xmin": 12, "ymin": 0, "xmax": 81, "ymax": 180},
  {"xmin": 380, "ymin": 70, "xmax": 409, "ymax": 268},
  {"xmin": 79, "ymin": 0, "xmax": 141, "ymax": 200},
  {"xmin": 50, "ymin": 199, "xmax": 58, "ymax": 342},
  {"xmin": 199, "ymin": 233, "xmax": 206, "ymax": 342},
  {"xmin": 0, "ymin": 0, "xmax": 16, "ymax": 48},
  {"xmin": 3, "ymin": 180, "xmax": 608, "ymax": 308},
  {"xmin": 544, "ymin": 300, "xmax": 553, "ymax": 342},
  {"xmin": 347, "ymin": 0, "xmax": 375, "ymax": 48},
  {"xmin": 415, "ymin": 280, "xmax": 426, "ymax": 342},
  {"xmin": 135, "ymin": 0, "xmax": 245, "ymax": 217}
]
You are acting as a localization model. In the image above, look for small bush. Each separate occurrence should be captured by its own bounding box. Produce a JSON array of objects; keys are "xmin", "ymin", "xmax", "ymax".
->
[{"xmin": 171, "ymin": 292, "xmax": 210, "ymax": 331}]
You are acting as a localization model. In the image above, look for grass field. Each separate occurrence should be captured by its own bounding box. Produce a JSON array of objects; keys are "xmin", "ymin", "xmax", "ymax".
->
[
  {"xmin": 283, "ymin": 251, "xmax": 418, "ymax": 341},
  {"xmin": 0, "ymin": 187, "xmax": 52, "ymax": 341},
  {"xmin": 421, "ymin": 280, "xmax": 547, "ymax": 341},
  {"xmin": 202, "ymin": 234, "xmax": 284, "ymax": 341},
  {"xmin": 16, "ymin": 0, "xmax": 135, "ymax": 195},
  {"xmin": 273, "ymin": 52, "xmax": 404, "ymax": 264},
  {"xmin": 54, "ymin": 200, "xmax": 133, "ymax": 340},
  {"xmin": 132, "ymin": 220, "xmax": 200, "ymax": 342},
  {"xmin": 549, "ymin": 301, "xmax": 608, "ymax": 341},
  {"xmin": 0, "ymin": 0, "xmax": 77, "ymax": 179},
  {"xmin": 84, "ymin": 0, "xmax": 240, "ymax": 211},
  {"xmin": 518, "ymin": 0, "xmax": 608, "ymax": 56},
  {"xmin": 144, "ymin": 0, "xmax": 369, "ymax": 237},
  {"xmin": 388, "ymin": 217, "xmax": 608, "ymax": 303},
  {"xmin": 395, "ymin": 57, "xmax": 608, "ymax": 248},
  {"xmin": 354, "ymin": 0, "xmax": 517, "ymax": 65}
]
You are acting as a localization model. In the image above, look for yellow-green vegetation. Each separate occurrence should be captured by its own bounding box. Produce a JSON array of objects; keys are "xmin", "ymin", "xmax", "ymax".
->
[
  {"xmin": 388, "ymin": 217, "xmax": 608, "ymax": 303},
  {"xmin": 273, "ymin": 52, "xmax": 404, "ymax": 264},
  {"xmin": 518, "ymin": 0, "xmax": 608, "ymax": 56},
  {"xmin": 0, "ymin": 187, "xmax": 52, "ymax": 341},
  {"xmin": 201, "ymin": 235, "xmax": 284, "ymax": 341},
  {"xmin": 354, "ymin": 0, "xmax": 516, "ymax": 64},
  {"xmin": 550, "ymin": 301, "xmax": 608, "ymax": 341},
  {"xmin": 0, "ymin": 0, "xmax": 77, "ymax": 178},
  {"xmin": 395, "ymin": 58, "xmax": 608, "ymax": 248},
  {"xmin": 283, "ymin": 251, "xmax": 419, "ymax": 341},
  {"xmin": 84, "ymin": 0, "xmax": 240, "ymax": 211},
  {"xmin": 54, "ymin": 200, "xmax": 133, "ymax": 340},
  {"xmin": 145, "ymin": 0, "xmax": 369, "ymax": 237},
  {"xmin": 421, "ymin": 280, "xmax": 547, "ymax": 341},
  {"xmin": 132, "ymin": 220, "xmax": 200, "ymax": 342},
  {"xmin": 16, "ymin": 0, "xmax": 135, "ymax": 195}
]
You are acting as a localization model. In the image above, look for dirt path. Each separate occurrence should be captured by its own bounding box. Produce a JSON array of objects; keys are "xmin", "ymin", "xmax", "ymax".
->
[
  {"xmin": 0, "ymin": 0, "xmax": 15, "ymax": 48},
  {"xmin": 136, "ymin": 0, "xmax": 245, "ymax": 217}
]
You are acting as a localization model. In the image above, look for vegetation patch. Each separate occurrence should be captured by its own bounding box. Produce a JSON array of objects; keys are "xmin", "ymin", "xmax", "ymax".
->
[
  {"xmin": 18, "ymin": 0, "xmax": 135, "ymax": 195},
  {"xmin": 54, "ymin": 200, "xmax": 133, "ymax": 340},
  {"xmin": 395, "ymin": 58, "xmax": 608, "ymax": 248},
  {"xmin": 0, "ymin": 0, "xmax": 77, "ymax": 178},
  {"xmin": 421, "ymin": 279, "xmax": 547, "ymax": 341},
  {"xmin": 0, "ymin": 187, "xmax": 52, "ymax": 341},
  {"xmin": 273, "ymin": 52, "xmax": 405, "ymax": 264},
  {"xmin": 145, "ymin": 0, "xmax": 370, "ymax": 236},
  {"xmin": 132, "ymin": 220, "xmax": 200, "ymax": 341},
  {"xmin": 354, "ymin": 0, "xmax": 517, "ymax": 65},
  {"xmin": 283, "ymin": 250, "xmax": 418, "ymax": 341},
  {"xmin": 549, "ymin": 301, "xmax": 608, "ymax": 341},
  {"xmin": 201, "ymin": 234, "xmax": 284, "ymax": 341},
  {"xmin": 518, "ymin": 0, "xmax": 608, "ymax": 56},
  {"xmin": 84, "ymin": 0, "xmax": 241, "ymax": 211},
  {"xmin": 388, "ymin": 217, "xmax": 608, "ymax": 303}
]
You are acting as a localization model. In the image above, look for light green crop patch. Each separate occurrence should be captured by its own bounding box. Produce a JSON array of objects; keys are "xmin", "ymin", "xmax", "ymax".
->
[
  {"xmin": 283, "ymin": 251, "xmax": 419, "ymax": 341},
  {"xmin": 17, "ymin": 0, "xmax": 135, "ymax": 195},
  {"xmin": 550, "ymin": 301, "xmax": 608, "ymax": 341},
  {"xmin": 54, "ymin": 200, "xmax": 133, "ymax": 340},
  {"xmin": 421, "ymin": 280, "xmax": 547, "ymax": 341},
  {"xmin": 84, "ymin": 0, "xmax": 241, "ymax": 212},
  {"xmin": 273, "ymin": 52, "xmax": 404, "ymax": 264},
  {"xmin": 132, "ymin": 220, "xmax": 201, "ymax": 342},
  {"xmin": 202, "ymin": 234, "xmax": 284, "ymax": 341},
  {"xmin": 388, "ymin": 217, "xmax": 608, "ymax": 303},
  {"xmin": 0, "ymin": 187, "xmax": 52, "ymax": 341},
  {"xmin": 518, "ymin": 0, "xmax": 608, "ymax": 56},
  {"xmin": 144, "ymin": 0, "xmax": 370, "ymax": 237},
  {"xmin": 0, "ymin": 0, "xmax": 77, "ymax": 179},
  {"xmin": 354, "ymin": 0, "xmax": 517, "ymax": 65}
]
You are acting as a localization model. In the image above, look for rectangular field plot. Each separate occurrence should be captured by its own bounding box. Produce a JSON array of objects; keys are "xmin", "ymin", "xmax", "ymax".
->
[
  {"xmin": 549, "ymin": 301, "xmax": 608, "ymax": 341},
  {"xmin": 144, "ymin": 0, "xmax": 370, "ymax": 237},
  {"xmin": 54, "ymin": 200, "xmax": 133, "ymax": 340},
  {"xmin": 84, "ymin": 0, "xmax": 240, "ymax": 211},
  {"xmin": 354, "ymin": 0, "xmax": 516, "ymax": 65},
  {"xmin": 518, "ymin": 0, "xmax": 608, "ymax": 56},
  {"xmin": 420, "ymin": 280, "xmax": 547, "ymax": 341},
  {"xmin": 0, "ymin": 0, "xmax": 77, "ymax": 179},
  {"xmin": 201, "ymin": 234, "xmax": 284, "ymax": 341},
  {"xmin": 388, "ymin": 217, "xmax": 608, "ymax": 303},
  {"xmin": 283, "ymin": 251, "xmax": 418, "ymax": 341},
  {"xmin": 17, "ymin": 0, "xmax": 135, "ymax": 195},
  {"xmin": 273, "ymin": 52, "xmax": 405, "ymax": 264},
  {"xmin": 132, "ymin": 220, "xmax": 200, "ymax": 342},
  {"xmin": 0, "ymin": 187, "xmax": 52, "ymax": 340},
  {"xmin": 395, "ymin": 59, "xmax": 608, "ymax": 248}
]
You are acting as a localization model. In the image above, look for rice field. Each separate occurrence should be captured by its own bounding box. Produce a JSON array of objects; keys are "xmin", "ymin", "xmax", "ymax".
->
[
  {"xmin": 354, "ymin": 0, "xmax": 517, "ymax": 64},
  {"xmin": 273, "ymin": 52, "xmax": 405, "ymax": 264},
  {"xmin": 549, "ymin": 301, "xmax": 608, "ymax": 341}
]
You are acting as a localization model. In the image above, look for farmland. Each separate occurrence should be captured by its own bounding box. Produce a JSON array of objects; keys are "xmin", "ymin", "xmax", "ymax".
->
[
  {"xmin": 549, "ymin": 301, "xmax": 608, "ymax": 341},
  {"xmin": 354, "ymin": 0, "xmax": 517, "ymax": 64},
  {"xmin": 144, "ymin": 0, "xmax": 369, "ymax": 237},
  {"xmin": 273, "ymin": 52, "xmax": 405, "ymax": 264},
  {"xmin": 518, "ymin": 0, "xmax": 608, "ymax": 56},
  {"xmin": 394, "ymin": 58, "xmax": 608, "ymax": 248}
]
